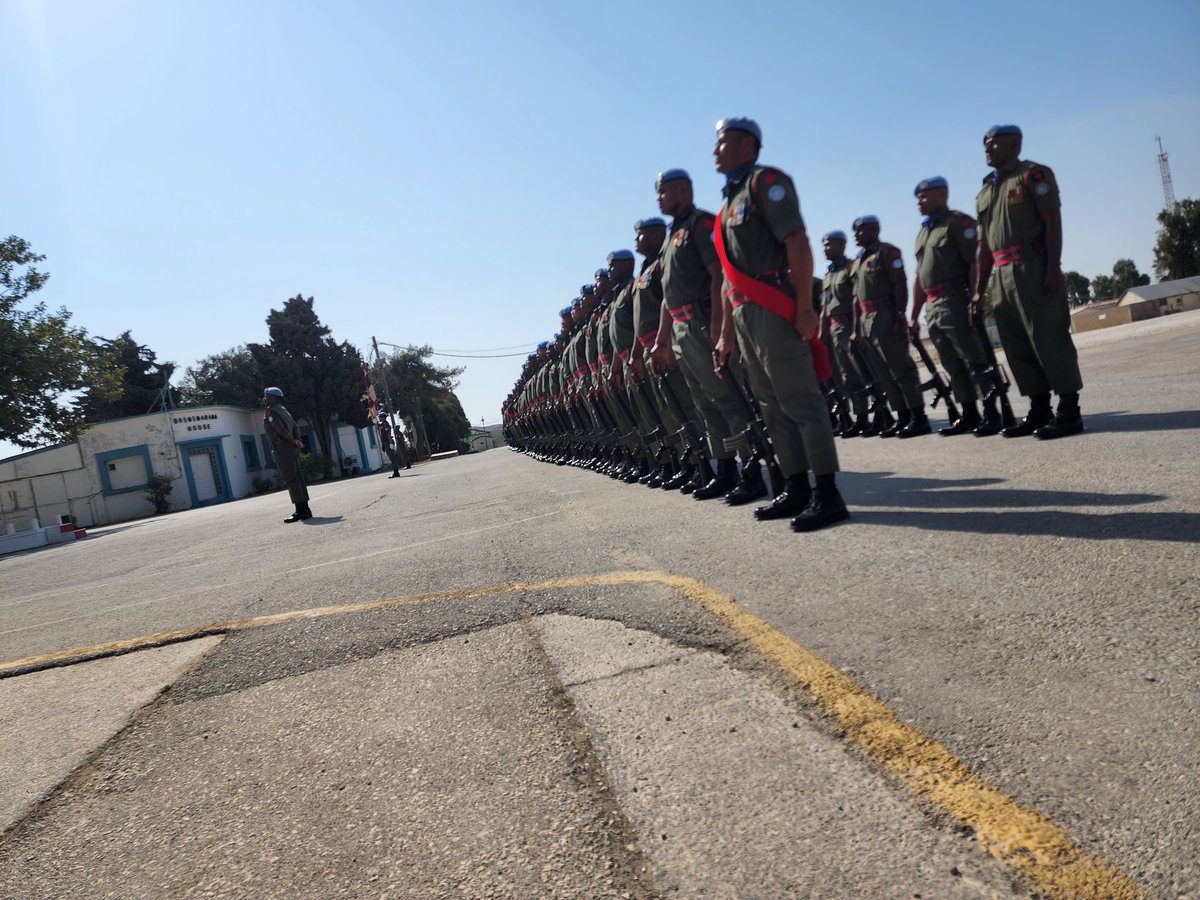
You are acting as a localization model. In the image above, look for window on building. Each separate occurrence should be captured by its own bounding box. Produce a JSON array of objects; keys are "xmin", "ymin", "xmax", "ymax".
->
[
  {"xmin": 242, "ymin": 436, "xmax": 261, "ymax": 471},
  {"xmin": 261, "ymin": 435, "xmax": 273, "ymax": 467},
  {"xmin": 96, "ymin": 445, "xmax": 153, "ymax": 495},
  {"xmin": 367, "ymin": 426, "xmax": 377, "ymax": 448}
]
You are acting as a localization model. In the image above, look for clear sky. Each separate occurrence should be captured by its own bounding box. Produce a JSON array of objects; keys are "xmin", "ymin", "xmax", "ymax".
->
[{"xmin": 4, "ymin": 0, "xmax": 1198, "ymax": 458}]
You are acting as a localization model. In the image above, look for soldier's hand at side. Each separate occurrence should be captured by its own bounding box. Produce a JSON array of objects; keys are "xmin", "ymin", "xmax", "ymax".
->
[
  {"xmin": 792, "ymin": 307, "xmax": 818, "ymax": 340},
  {"xmin": 1044, "ymin": 265, "xmax": 1065, "ymax": 297},
  {"xmin": 909, "ymin": 318, "xmax": 921, "ymax": 337},
  {"xmin": 968, "ymin": 295, "xmax": 983, "ymax": 326},
  {"xmin": 713, "ymin": 338, "xmax": 733, "ymax": 373}
]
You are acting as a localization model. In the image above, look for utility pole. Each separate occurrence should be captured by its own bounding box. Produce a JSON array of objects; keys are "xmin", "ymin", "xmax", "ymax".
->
[{"xmin": 1157, "ymin": 136, "xmax": 1176, "ymax": 210}]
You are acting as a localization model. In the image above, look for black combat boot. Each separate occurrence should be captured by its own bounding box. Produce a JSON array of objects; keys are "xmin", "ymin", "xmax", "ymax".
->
[
  {"xmin": 284, "ymin": 505, "xmax": 304, "ymax": 524},
  {"xmin": 648, "ymin": 458, "xmax": 675, "ymax": 488},
  {"xmin": 678, "ymin": 461, "xmax": 708, "ymax": 493},
  {"xmin": 664, "ymin": 461, "xmax": 695, "ymax": 491},
  {"xmin": 1035, "ymin": 393, "xmax": 1084, "ymax": 440},
  {"xmin": 939, "ymin": 403, "xmax": 980, "ymax": 436},
  {"xmin": 880, "ymin": 408, "xmax": 910, "ymax": 438},
  {"xmin": 692, "ymin": 458, "xmax": 738, "ymax": 500},
  {"xmin": 898, "ymin": 408, "xmax": 932, "ymax": 438},
  {"xmin": 974, "ymin": 398, "xmax": 1003, "ymax": 436},
  {"xmin": 754, "ymin": 473, "xmax": 812, "ymax": 520},
  {"xmin": 724, "ymin": 457, "xmax": 768, "ymax": 505},
  {"xmin": 1003, "ymin": 393, "xmax": 1053, "ymax": 437},
  {"xmin": 790, "ymin": 475, "xmax": 849, "ymax": 532}
]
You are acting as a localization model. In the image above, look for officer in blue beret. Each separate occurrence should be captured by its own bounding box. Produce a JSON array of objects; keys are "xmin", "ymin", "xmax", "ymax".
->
[
  {"xmin": 850, "ymin": 214, "xmax": 930, "ymax": 438},
  {"xmin": 653, "ymin": 158, "xmax": 764, "ymax": 502},
  {"xmin": 820, "ymin": 229, "xmax": 871, "ymax": 436},
  {"xmin": 911, "ymin": 176, "xmax": 1003, "ymax": 436},
  {"xmin": 713, "ymin": 117, "xmax": 848, "ymax": 530},
  {"xmin": 262, "ymin": 386, "xmax": 313, "ymax": 522},
  {"xmin": 974, "ymin": 124, "xmax": 1083, "ymax": 438}
]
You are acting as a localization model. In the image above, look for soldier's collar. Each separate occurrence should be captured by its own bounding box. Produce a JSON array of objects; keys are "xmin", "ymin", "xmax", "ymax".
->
[
  {"xmin": 827, "ymin": 255, "xmax": 849, "ymax": 271},
  {"xmin": 670, "ymin": 204, "xmax": 697, "ymax": 231},
  {"xmin": 721, "ymin": 164, "xmax": 753, "ymax": 197}
]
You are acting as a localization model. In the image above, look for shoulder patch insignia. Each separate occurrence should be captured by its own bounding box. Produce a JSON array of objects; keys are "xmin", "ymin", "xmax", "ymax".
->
[
  {"xmin": 892, "ymin": 257, "xmax": 904, "ymax": 269},
  {"xmin": 963, "ymin": 227, "xmax": 976, "ymax": 239},
  {"xmin": 764, "ymin": 172, "xmax": 777, "ymax": 185},
  {"xmin": 1034, "ymin": 182, "xmax": 1050, "ymax": 196},
  {"xmin": 767, "ymin": 184, "xmax": 786, "ymax": 202}
]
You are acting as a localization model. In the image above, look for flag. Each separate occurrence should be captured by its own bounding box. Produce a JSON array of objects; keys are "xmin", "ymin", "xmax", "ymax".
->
[{"xmin": 362, "ymin": 359, "xmax": 379, "ymax": 420}]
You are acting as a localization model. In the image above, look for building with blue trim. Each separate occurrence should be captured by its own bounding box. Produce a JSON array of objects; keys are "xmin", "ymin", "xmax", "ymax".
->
[{"xmin": 0, "ymin": 405, "xmax": 384, "ymax": 530}]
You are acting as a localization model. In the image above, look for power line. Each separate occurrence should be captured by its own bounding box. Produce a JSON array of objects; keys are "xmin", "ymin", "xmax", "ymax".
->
[{"xmin": 373, "ymin": 340, "xmax": 534, "ymax": 359}]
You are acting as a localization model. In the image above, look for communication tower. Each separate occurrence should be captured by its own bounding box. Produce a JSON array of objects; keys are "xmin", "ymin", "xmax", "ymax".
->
[{"xmin": 1157, "ymin": 136, "xmax": 1176, "ymax": 210}]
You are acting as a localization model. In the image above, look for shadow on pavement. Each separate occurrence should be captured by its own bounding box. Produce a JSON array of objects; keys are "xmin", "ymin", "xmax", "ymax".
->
[
  {"xmin": 1081, "ymin": 410, "xmax": 1200, "ymax": 433},
  {"xmin": 301, "ymin": 516, "xmax": 344, "ymax": 525},
  {"xmin": 843, "ymin": 472, "xmax": 1192, "ymax": 542},
  {"xmin": 845, "ymin": 471, "xmax": 1164, "ymax": 510}
]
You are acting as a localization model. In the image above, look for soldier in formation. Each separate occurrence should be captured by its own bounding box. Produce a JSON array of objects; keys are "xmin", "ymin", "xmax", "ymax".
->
[{"xmin": 502, "ymin": 121, "xmax": 1083, "ymax": 533}]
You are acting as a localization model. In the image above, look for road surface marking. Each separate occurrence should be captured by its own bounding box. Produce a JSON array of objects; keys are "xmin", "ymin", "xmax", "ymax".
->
[{"xmin": 0, "ymin": 570, "xmax": 1141, "ymax": 899}]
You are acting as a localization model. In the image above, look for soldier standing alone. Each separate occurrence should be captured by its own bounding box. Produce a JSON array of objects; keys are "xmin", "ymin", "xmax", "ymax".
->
[{"xmin": 262, "ymin": 386, "xmax": 313, "ymax": 523}]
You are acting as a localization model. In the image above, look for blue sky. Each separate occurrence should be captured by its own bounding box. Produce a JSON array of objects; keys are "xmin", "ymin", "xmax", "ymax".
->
[{"xmin": 4, "ymin": 0, "xmax": 1198, "ymax": 456}]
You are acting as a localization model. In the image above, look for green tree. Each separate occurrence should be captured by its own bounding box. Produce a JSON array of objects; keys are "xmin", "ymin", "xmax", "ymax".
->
[
  {"xmin": 178, "ymin": 346, "xmax": 261, "ymax": 408},
  {"xmin": 1091, "ymin": 274, "xmax": 1115, "ymax": 301},
  {"xmin": 75, "ymin": 330, "xmax": 179, "ymax": 421},
  {"xmin": 0, "ymin": 236, "xmax": 122, "ymax": 448},
  {"xmin": 421, "ymin": 391, "xmax": 472, "ymax": 454},
  {"xmin": 1064, "ymin": 270, "xmax": 1092, "ymax": 306},
  {"xmin": 1109, "ymin": 258, "xmax": 1151, "ymax": 298},
  {"xmin": 1153, "ymin": 198, "xmax": 1200, "ymax": 281},
  {"xmin": 248, "ymin": 295, "xmax": 368, "ymax": 462},
  {"xmin": 375, "ymin": 344, "xmax": 466, "ymax": 460}
]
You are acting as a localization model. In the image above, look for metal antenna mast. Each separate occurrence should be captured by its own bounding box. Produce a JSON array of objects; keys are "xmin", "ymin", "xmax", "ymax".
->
[{"xmin": 1157, "ymin": 136, "xmax": 1176, "ymax": 210}]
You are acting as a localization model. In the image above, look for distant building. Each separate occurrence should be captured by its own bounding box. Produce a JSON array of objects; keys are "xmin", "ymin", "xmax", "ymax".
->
[
  {"xmin": 1071, "ymin": 276, "xmax": 1200, "ymax": 333},
  {"xmin": 1117, "ymin": 276, "xmax": 1200, "ymax": 316},
  {"xmin": 0, "ymin": 405, "xmax": 383, "ymax": 531},
  {"xmin": 467, "ymin": 425, "xmax": 501, "ymax": 452}
]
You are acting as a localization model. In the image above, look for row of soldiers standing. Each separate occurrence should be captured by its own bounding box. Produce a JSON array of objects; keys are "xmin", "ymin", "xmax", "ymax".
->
[{"xmin": 502, "ymin": 120, "xmax": 1084, "ymax": 533}]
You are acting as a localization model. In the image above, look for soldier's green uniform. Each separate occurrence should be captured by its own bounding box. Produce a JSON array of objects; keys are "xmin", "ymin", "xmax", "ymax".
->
[
  {"xmin": 914, "ymin": 207, "xmax": 997, "ymax": 411},
  {"xmin": 608, "ymin": 271, "xmax": 662, "ymax": 445},
  {"xmin": 633, "ymin": 237, "xmax": 701, "ymax": 444},
  {"xmin": 263, "ymin": 395, "xmax": 310, "ymax": 520},
  {"xmin": 976, "ymin": 159, "xmax": 1081, "ymax": 397},
  {"xmin": 850, "ymin": 236, "xmax": 923, "ymax": 413},
  {"xmin": 661, "ymin": 203, "xmax": 749, "ymax": 461},
  {"xmin": 719, "ymin": 164, "xmax": 838, "ymax": 479},
  {"xmin": 821, "ymin": 248, "xmax": 867, "ymax": 421}
]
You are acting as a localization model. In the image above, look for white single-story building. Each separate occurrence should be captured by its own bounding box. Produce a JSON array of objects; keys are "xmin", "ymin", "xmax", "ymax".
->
[{"xmin": 0, "ymin": 405, "xmax": 385, "ymax": 532}]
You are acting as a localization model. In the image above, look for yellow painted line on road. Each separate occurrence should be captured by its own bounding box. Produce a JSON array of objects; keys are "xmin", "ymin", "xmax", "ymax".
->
[{"xmin": 0, "ymin": 571, "xmax": 1141, "ymax": 898}]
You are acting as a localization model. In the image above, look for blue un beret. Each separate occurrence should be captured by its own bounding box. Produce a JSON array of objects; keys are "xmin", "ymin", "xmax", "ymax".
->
[
  {"xmin": 595, "ymin": 268, "xmax": 610, "ymax": 279},
  {"xmin": 656, "ymin": 168, "xmax": 690, "ymax": 188},
  {"xmin": 607, "ymin": 249, "xmax": 635, "ymax": 263},
  {"xmin": 560, "ymin": 306, "xmax": 573, "ymax": 316},
  {"xmin": 853, "ymin": 215, "xmax": 880, "ymax": 229},
  {"xmin": 580, "ymin": 285, "xmax": 595, "ymax": 295},
  {"xmin": 914, "ymin": 176, "xmax": 949, "ymax": 196},
  {"xmin": 537, "ymin": 341, "xmax": 550, "ymax": 350},
  {"xmin": 822, "ymin": 230, "xmax": 848, "ymax": 242},
  {"xmin": 635, "ymin": 217, "xmax": 667, "ymax": 230},
  {"xmin": 985, "ymin": 124, "xmax": 1022, "ymax": 140},
  {"xmin": 716, "ymin": 117, "xmax": 763, "ymax": 146}
]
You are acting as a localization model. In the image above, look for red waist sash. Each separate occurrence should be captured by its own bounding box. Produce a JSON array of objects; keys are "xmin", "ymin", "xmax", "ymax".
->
[{"xmin": 712, "ymin": 212, "xmax": 831, "ymax": 381}]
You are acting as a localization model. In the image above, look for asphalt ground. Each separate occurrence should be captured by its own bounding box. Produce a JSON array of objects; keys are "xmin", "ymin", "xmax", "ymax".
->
[{"xmin": 0, "ymin": 310, "xmax": 1197, "ymax": 898}]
